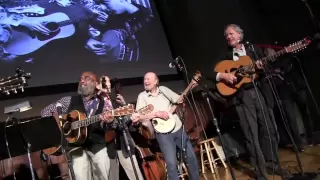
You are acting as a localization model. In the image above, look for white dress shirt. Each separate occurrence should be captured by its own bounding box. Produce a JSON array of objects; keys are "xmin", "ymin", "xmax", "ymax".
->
[{"xmin": 216, "ymin": 44, "xmax": 246, "ymax": 81}]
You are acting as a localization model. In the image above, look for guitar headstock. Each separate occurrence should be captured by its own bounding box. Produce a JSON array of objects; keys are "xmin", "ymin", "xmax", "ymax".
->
[
  {"xmin": 113, "ymin": 104, "xmax": 135, "ymax": 116},
  {"xmin": 285, "ymin": 37, "xmax": 312, "ymax": 53},
  {"xmin": 191, "ymin": 71, "xmax": 202, "ymax": 86},
  {"xmin": 7, "ymin": 5, "xmax": 45, "ymax": 16},
  {"xmin": 137, "ymin": 104, "xmax": 154, "ymax": 115},
  {"xmin": 0, "ymin": 68, "xmax": 31, "ymax": 95}
]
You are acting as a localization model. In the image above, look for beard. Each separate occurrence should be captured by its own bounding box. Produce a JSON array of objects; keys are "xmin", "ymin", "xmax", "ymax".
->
[{"xmin": 77, "ymin": 83, "xmax": 96, "ymax": 96}]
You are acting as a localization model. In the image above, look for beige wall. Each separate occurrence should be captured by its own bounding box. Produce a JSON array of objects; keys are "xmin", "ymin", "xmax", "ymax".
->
[{"xmin": 0, "ymin": 80, "xmax": 185, "ymax": 121}]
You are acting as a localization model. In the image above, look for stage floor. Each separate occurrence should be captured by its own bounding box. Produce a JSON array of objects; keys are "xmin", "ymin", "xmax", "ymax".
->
[{"xmin": 201, "ymin": 146, "xmax": 320, "ymax": 180}]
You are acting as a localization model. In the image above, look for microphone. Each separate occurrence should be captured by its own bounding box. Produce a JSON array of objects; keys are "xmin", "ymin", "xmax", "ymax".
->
[
  {"xmin": 169, "ymin": 56, "xmax": 183, "ymax": 71},
  {"xmin": 56, "ymin": 102, "xmax": 63, "ymax": 119},
  {"xmin": 245, "ymin": 41, "xmax": 252, "ymax": 47}
]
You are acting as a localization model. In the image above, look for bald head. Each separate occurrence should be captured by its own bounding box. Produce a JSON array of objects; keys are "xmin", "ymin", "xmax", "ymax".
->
[
  {"xmin": 78, "ymin": 71, "xmax": 98, "ymax": 97},
  {"xmin": 144, "ymin": 72, "xmax": 159, "ymax": 91}
]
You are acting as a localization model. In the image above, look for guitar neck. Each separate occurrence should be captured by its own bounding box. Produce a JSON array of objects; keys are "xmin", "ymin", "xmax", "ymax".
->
[
  {"xmin": 71, "ymin": 110, "xmax": 111, "ymax": 129},
  {"xmin": 58, "ymin": 15, "xmax": 92, "ymax": 27},
  {"xmin": 71, "ymin": 115, "xmax": 101, "ymax": 130},
  {"xmin": 169, "ymin": 82, "xmax": 194, "ymax": 113},
  {"xmin": 260, "ymin": 48, "xmax": 287, "ymax": 63}
]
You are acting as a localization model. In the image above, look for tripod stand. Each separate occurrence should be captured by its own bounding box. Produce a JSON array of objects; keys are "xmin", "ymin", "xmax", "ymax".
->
[
  {"xmin": 264, "ymin": 59, "xmax": 318, "ymax": 180},
  {"xmin": 118, "ymin": 116, "xmax": 140, "ymax": 180},
  {"xmin": 60, "ymin": 132, "xmax": 76, "ymax": 180},
  {"xmin": 177, "ymin": 102, "xmax": 188, "ymax": 175}
]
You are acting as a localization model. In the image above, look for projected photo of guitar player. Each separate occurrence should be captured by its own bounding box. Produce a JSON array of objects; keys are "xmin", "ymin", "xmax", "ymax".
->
[{"xmin": 0, "ymin": 0, "xmax": 153, "ymax": 63}]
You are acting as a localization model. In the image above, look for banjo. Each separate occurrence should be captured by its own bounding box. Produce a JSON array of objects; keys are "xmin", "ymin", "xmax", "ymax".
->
[{"xmin": 152, "ymin": 71, "xmax": 201, "ymax": 134}]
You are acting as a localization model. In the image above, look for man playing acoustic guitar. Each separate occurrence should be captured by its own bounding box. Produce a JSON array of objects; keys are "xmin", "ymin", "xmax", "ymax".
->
[
  {"xmin": 210, "ymin": 24, "xmax": 291, "ymax": 180},
  {"xmin": 41, "ymin": 71, "xmax": 115, "ymax": 180},
  {"xmin": 131, "ymin": 72, "xmax": 200, "ymax": 180}
]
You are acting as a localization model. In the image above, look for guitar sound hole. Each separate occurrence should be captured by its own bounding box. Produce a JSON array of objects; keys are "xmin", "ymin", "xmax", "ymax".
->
[
  {"xmin": 230, "ymin": 67, "xmax": 243, "ymax": 84},
  {"xmin": 45, "ymin": 22, "xmax": 59, "ymax": 33},
  {"xmin": 230, "ymin": 68, "xmax": 238, "ymax": 72},
  {"xmin": 36, "ymin": 22, "xmax": 60, "ymax": 41},
  {"xmin": 152, "ymin": 120, "xmax": 158, "ymax": 126},
  {"xmin": 62, "ymin": 121, "xmax": 71, "ymax": 135}
]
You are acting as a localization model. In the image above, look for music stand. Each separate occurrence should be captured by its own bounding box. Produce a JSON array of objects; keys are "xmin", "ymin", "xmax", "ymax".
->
[{"xmin": 0, "ymin": 116, "xmax": 61, "ymax": 159}]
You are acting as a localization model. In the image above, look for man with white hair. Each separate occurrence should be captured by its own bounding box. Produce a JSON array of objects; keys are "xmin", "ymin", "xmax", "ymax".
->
[{"xmin": 210, "ymin": 24, "xmax": 291, "ymax": 180}]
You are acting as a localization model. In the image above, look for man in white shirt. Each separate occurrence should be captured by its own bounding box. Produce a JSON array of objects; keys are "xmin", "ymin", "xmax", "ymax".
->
[{"xmin": 131, "ymin": 72, "xmax": 200, "ymax": 180}]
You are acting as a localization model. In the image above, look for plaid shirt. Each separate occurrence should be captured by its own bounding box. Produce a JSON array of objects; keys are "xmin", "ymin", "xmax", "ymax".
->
[{"xmin": 41, "ymin": 95, "xmax": 117, "ymax": 128}]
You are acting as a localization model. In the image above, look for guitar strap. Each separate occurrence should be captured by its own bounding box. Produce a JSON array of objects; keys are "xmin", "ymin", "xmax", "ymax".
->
[
  {"xmin": 158, "ymin": 86, "xmax": 174, "ymax": 105},
  {"xmin": 87, "ymin": 98, "xmax": 100, "ymax": 118}
]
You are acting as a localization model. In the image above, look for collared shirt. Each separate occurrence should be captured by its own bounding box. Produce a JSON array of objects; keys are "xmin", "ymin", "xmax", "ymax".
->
[
  {"xmin": 232, "ymin": 44, "xmax": 246, "ymax": 60},
  {"xmin": 41, "ymin": 95, "xmax": 112, "ymax": 118},
  {"xmin": 216, "ymin": 44, "xmax": 247, "ymax": 81},
  {"xmin": 135, "ymin": 86, "xmax": 182, "ymax": 133}
]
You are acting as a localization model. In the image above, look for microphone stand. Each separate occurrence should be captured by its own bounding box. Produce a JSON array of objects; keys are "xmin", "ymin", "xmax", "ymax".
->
[
  {"xmin": 200, "ymin": 91, "xmax": 236, "ymax": 180},
  {"xmin": 118, "ymin": 116, "xmax": 140, "ymax": 180},
  {"xmin": 60, "ymin": 131, "xmax": 76, "ymax": 180},
  {"xmin": 10, "ymin": 110, "xmax": 36, "ymax": 180},
  {"xmin": 178, "ymin": 102, "xmax": 187, "ymax": 175},
  {"xmin": 301, "ymin": 0, "xmax": 320, "ymax": 47},
  {"xmin": 249, "ymin": 44, "xmax": 285, "ymax": 180},
  {"xmin": 281, "ymin": 56, "xmax": 318, "ymax": 180},
  {"xmin": 301, "ymin": 0, "xmax": 320, "ymax": 31},
  {"xmin": 250, "ymin": 44, "xmax": 318, "ymax": 180},
  {"xmin": 55, "ymin": 107, "xmax": 76, "ymax": 180},
  {"xmin": 173, "ymin": 57, "xmax": 192, "ymax": 174}
]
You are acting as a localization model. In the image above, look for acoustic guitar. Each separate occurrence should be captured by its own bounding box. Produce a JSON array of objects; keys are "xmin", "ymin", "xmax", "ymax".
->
[
  {"xmin": 214, "ymin": 38, "xmax": 311, "ymax": 96},
  {"xmin": 42, "ymin": 104, "xmax": 134, "ymax": 155},
  {"xmin": 5, "ymin": 12, "xmax": 92, "ymax": 55},
  {"xmin": 152, "ymin": 71, "xmax": 201, "ymax": 134}
]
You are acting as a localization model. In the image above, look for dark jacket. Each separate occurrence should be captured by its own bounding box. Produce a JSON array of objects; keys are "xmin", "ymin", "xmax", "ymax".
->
[
  {"xmin": 67, "ymin": 95, "xmax": 105, "ymax": 154},
  {"xmin": 209, "ymin": 44, "xmax": 274, "ymax": 108}
]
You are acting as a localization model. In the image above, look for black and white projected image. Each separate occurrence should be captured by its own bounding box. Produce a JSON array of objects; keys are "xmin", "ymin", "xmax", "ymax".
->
[{"xmin": 0, "ymin": 0, "xmax": 175, "ymax": 87}]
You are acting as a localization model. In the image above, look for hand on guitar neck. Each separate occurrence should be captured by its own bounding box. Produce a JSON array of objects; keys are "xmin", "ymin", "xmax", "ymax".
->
[{"xmin": 99, "ymin": 111, "xmax": 114, "ymax": 123}]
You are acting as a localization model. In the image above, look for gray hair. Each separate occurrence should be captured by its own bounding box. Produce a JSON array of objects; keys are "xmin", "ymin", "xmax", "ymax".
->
[{"xmin": 224, "ymin": 24, "xmax": 244, "ymax": 41}]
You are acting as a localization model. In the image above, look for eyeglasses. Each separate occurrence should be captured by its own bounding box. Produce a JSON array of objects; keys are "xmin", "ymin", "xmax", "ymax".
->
[{"xmin": 80, "ymin": 76, "xmax": 93, "ymax": 82}]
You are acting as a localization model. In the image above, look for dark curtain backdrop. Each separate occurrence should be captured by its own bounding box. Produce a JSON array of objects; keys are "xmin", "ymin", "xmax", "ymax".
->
[
  {"xmin": 154, "ymin": 0, "xmax": 274, "ymax": 76},
  {"xmin": 154, "ymin": 0, "xmax": 320, "ymax": 128}
]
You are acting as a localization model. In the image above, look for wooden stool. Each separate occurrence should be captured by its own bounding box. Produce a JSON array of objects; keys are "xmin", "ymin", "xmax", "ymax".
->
[
  {"xmin": 199, "ymin": 138, "xmax": 227, "ymax": 174},
  {"xmin": 164, "ymin": 161, "xmax": 189, "ymax": 180}
]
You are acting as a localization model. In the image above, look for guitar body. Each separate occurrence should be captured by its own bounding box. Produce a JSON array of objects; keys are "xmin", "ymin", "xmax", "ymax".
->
[
  {"xmin": 152, "ymin": 113, "xmax": 176, "ymax": 134},
  {"xmin": 5, "ymin": 12, "xmax": 75, "ymax": 55},
  {"xmin": 42, "ymin": 146, "xmax": 62, "ymax": 156},
  {"xmin": 215, "ymin": 56, "xmax": 257, "ymax": 96},
  {"xmin": 104, "ymin": 130, "xmax": 116, "ymax": 143},
  {"xmin": 62, "ymin": 110, "xmax": 88, "ymax": 145},
  {"xmin": 43, "ymin": 110, "xmax": 87, "ymax": 155}
]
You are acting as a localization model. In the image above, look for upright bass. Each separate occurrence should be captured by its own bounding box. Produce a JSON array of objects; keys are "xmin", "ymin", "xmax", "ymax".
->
[{"xmin": 133, "ymin": 126, "xmax": 167, "ymax": 180}]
